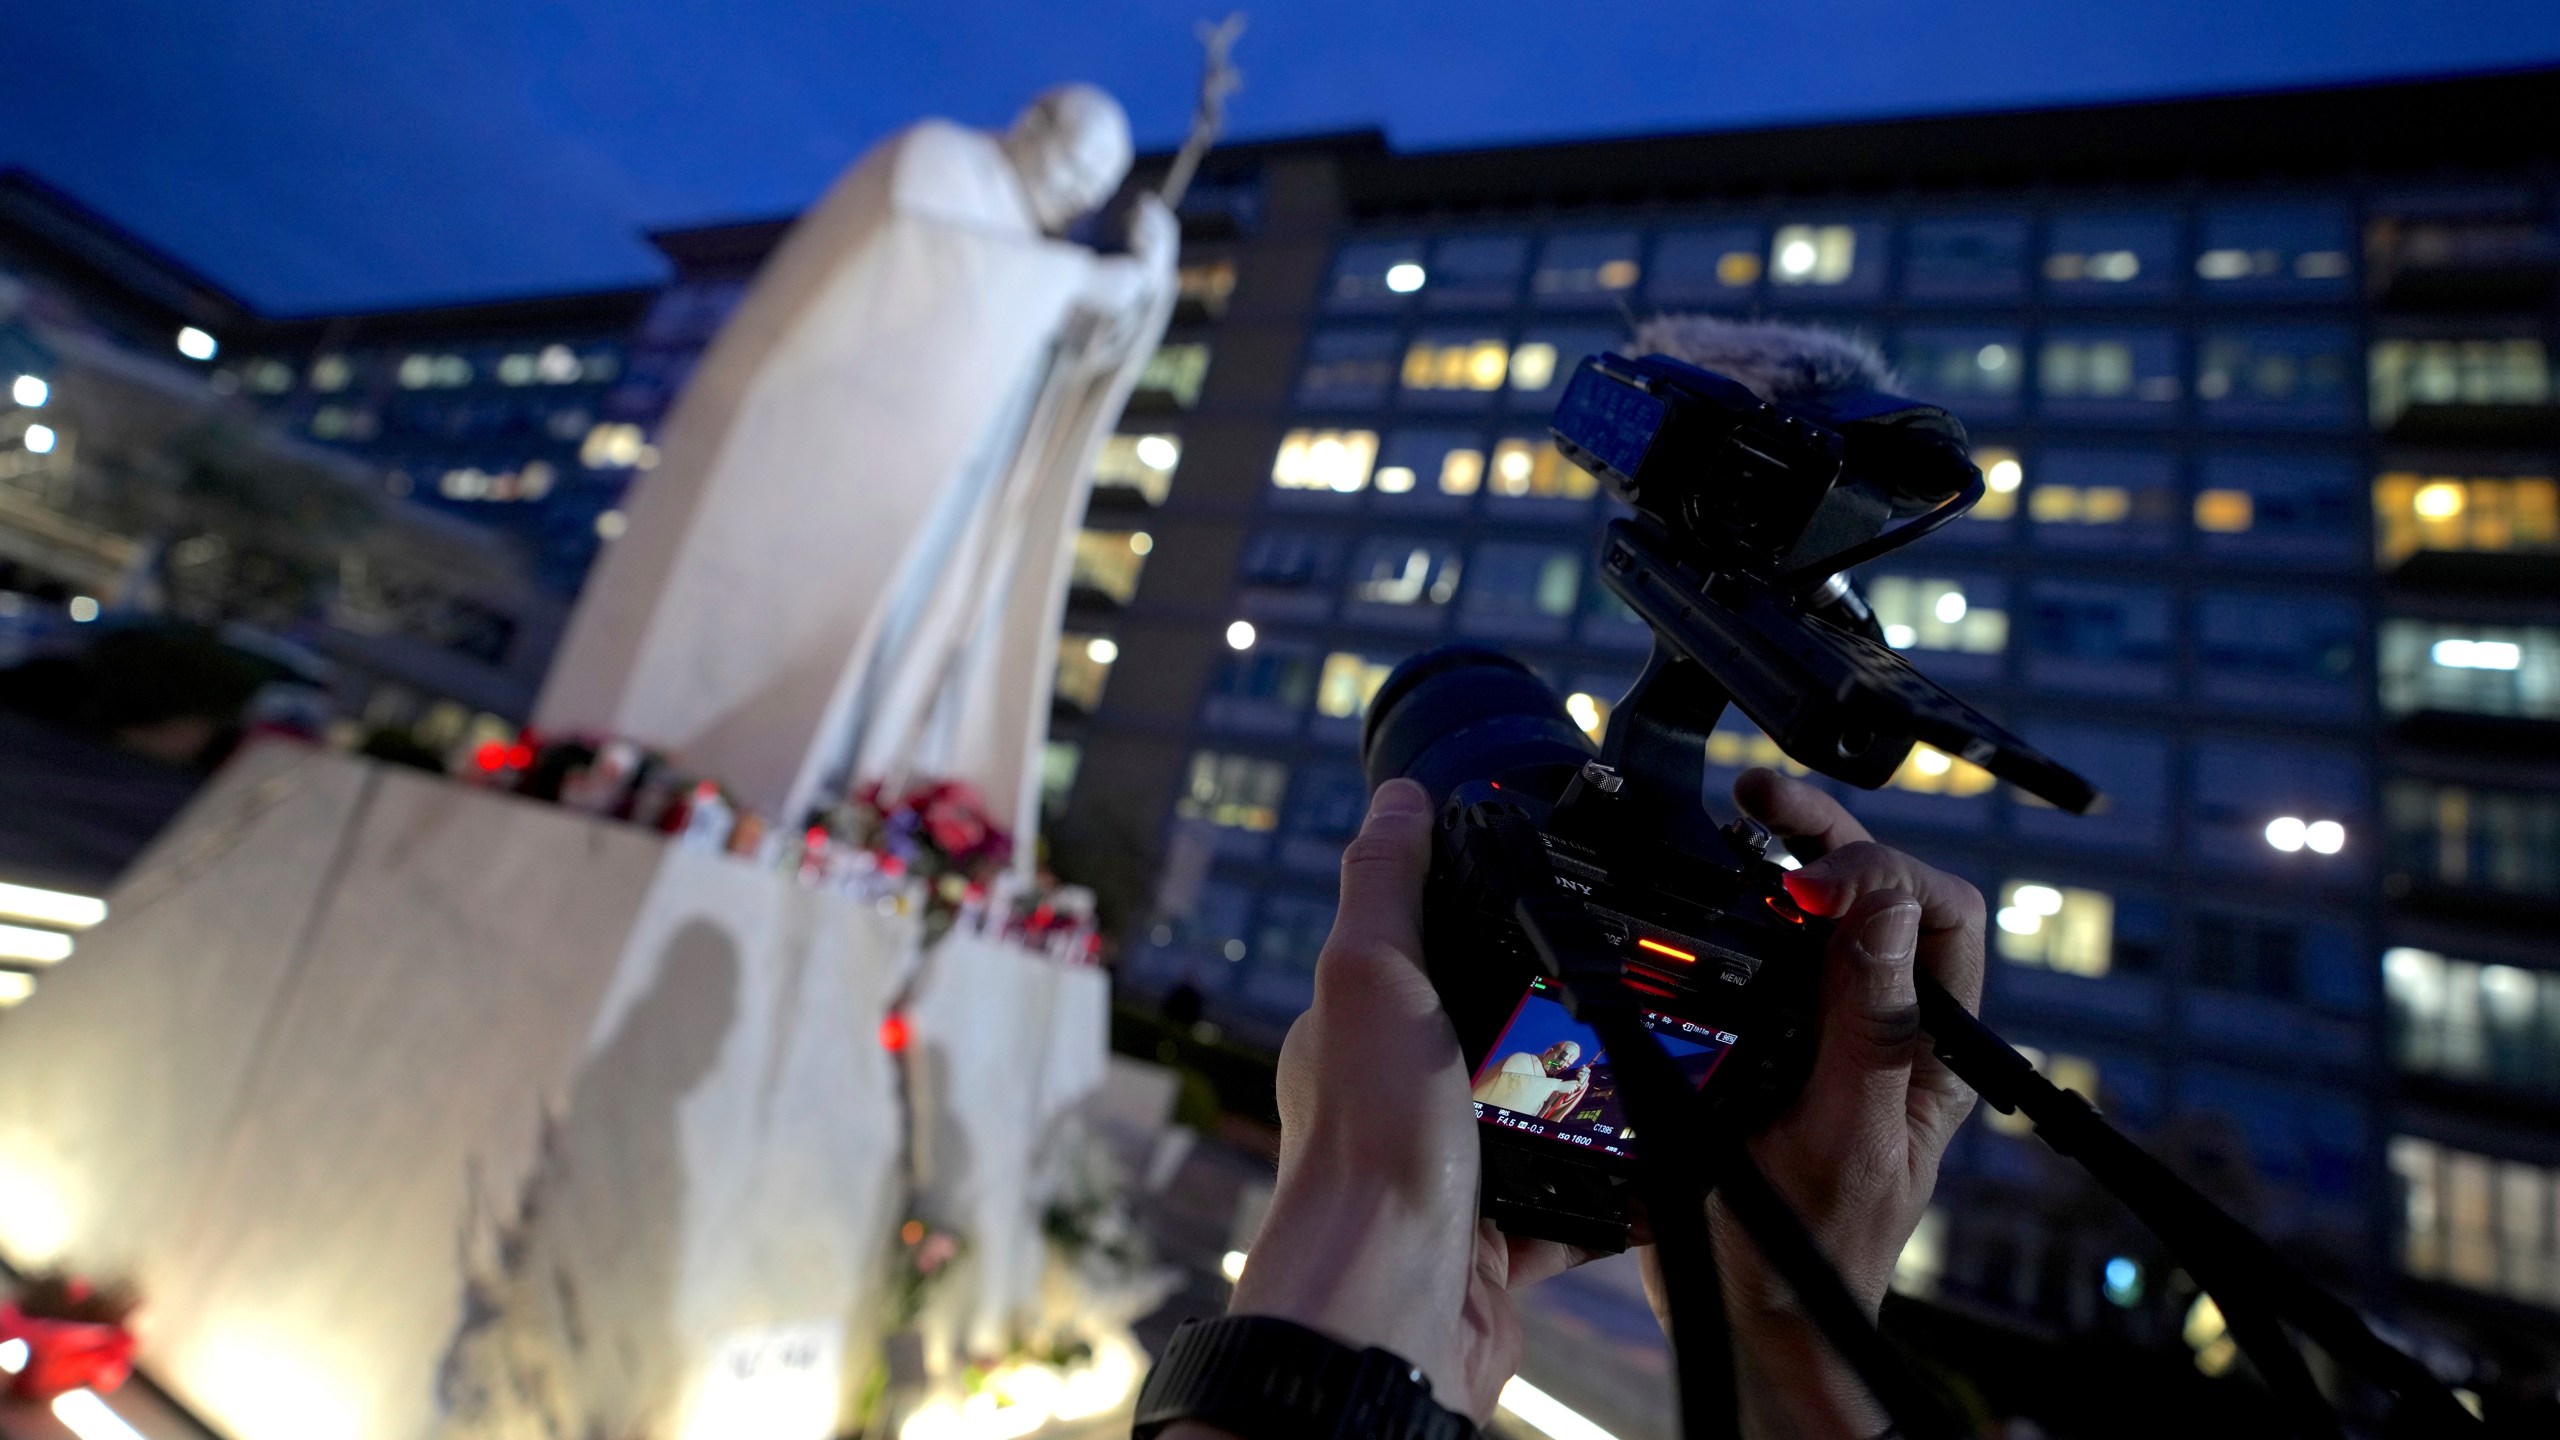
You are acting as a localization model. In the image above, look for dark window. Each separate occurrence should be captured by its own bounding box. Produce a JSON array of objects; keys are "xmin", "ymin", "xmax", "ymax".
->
[
  {"xmin": 2197, "ymin": 326, "xmax": 2355, "ymax": 428},
  {"xmin": 2012, "ymin": 721, "xmax": 2169, "ymax": 852},
  {"xmin": 1648, "ymin": 225, "xmax": 1764, "ymax": 305},
  {"xmin": 1532, "ymin": 231, "xmax": 1643, "ymax": 307},
  {"xmin": 2190, "ymin": 739, "xmax": 2367, "ymax": 871},
  {"xmin": 1236, "ymin": 531, "xmax": 1345, "ymax": 623},
  {"xmin": 2193, "ymin": 590, "xmax": 2361, "ymax": 713},
  {"xmin": 2193, "ymin": 453, "xmax": 2360, "ymax": 566},
  {"xmin": 1422, "ymin": 233, "xmax": 1529, "ymax": 311},
  {"xmin": 2387, "ymin": 781, "xmax": 2560, "ymax": 899},
  {"xmin": 1243, "ymin": 893, "xmax": 1336, "ymax": 1014},
  {"xmin": 2021, "ymin": 580, "xmax": 2173, "ymax": 697},
  {"xmin": 1203, "ymin": 645, "xmax": 1318, "ymax": 736},
  {"xmin": 1903, "ymin": 216, "xmax": 2029, "ymax": 302},
  {"xmin": 1457, "ymin": 542, "xmax": 1581, "ymax": 641},
  {"xmin": 2192, "ymin": 914, "xmax": 2304, "ymax": 997},
  {"xmin": 1297, "ymin": 329, "xmax": 1399, "ymax": 407}
]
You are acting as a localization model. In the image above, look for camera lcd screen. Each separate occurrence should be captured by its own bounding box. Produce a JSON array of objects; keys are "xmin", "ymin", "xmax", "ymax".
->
[{"xmin": 1469, "ymin": 976, "xmax": 1737, "ymax": 1159}]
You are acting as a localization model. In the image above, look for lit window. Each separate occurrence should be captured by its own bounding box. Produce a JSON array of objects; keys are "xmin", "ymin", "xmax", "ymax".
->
[
  {"xmin": 1486, "ymin": 439, "xmax": 1598, "ymax": 500},
  {"xmin": 1327, "ymin": 241, "xmax": 1426, "ymax": 309},
  {"xmin": 2043, "ymin": 251, "xmax": 2142, "ymax": 283},
  {"xmin": 1178, "ymin": 750, "xmax": 1288, "ymax": 832},
  {"xmin": 2387, "ymin": 948, "xmax": 2560, "ymax": 1101},
  {"xmin": 1095, "ymin": 433, "xmax": 1181, "ymax": 504},
  {"xmin": 242, "ymin": 359, "xmax": 293, "ymax": 394},
  {"xmin": 1564, "ymin": 691, "xmax": 1609, "ymax": 741},
  {"xmin": 1867, "ymin": 575, "xmax": 2007, "ymax": 654},
  {"xmin": 2029, "ymin": 485, "xmax": 2132, "ymax": 525},
  {"xmin": 2390, "ymin": 1135, "xmax": 2560, "ymax": 1305},
  {"xmin": 1897, "ymin": 330, "xmax": 2024, "ymax": 411},
  {"xmin": 1508, "ymin": 343, "xmax": 1558, "ymax": 392},
  {"xmin": 398, "ymin": 353, "xmax": 473, "ymax": 389},
  {"xmin": 1315, "ymin": 653, "xmax": 1394, "ymax": 719},
  {"xmin": 1884, "ymin": 743, "xmax": 1996, "ymax": 797},
  {"xmin": 1055, "ymin": 632, "xmax": 1115, "ymax": 712},
  {"xmin": 2373, "ymin": 473, "xmax": 2560, "ymax": 564},
  {"xmin": 1770, "ymin": 224, "xmax": 1856, "ymax": 285},
  {"xmin": 1994, "ymin": 881, "xmax": 2114, "ymax": 977},
  {"xmin": 497, "ymin": 352, "xmax": 538, "ymax": 385},
  {"xmin": 1348, "ymin": 540, "xmax": 1463, "ymax": 606},
  {"xmin": 1271, "ymin": 428, "xmax": 1379, "ymax": 493},
  {"xmin": 309, "ymin": 354, "xmax": 353, "ymax": 391},
  {"xmin": 1402, "ymin": 338, "xmax": 1510, "ymax": 393},
  {"xmin": 2195, "ymin": 205, "xmax": 2354, "ymax": 292},
  {"xmin": 2039, "ymin": 341, "xmax": 2137, "ymax": 398},
  {"xmin": 580, "ymin": 422, "xmax": 656, "ymax": 470},
  {"xmin": 1040, "ymin": 740, "xmax": 1081, "ymax": 816},
  {"xmin": 1137, "ymin": 343, "xmax": 1211, "ymax": 408},
  {"xmin": 2369, "ymin": 339, "xmax": 2551, "ymax": 428},
  {"xmin": 176, "ymin": 326, "xmax": 219, "ymax": 361},
  {"xmin": 1703, "ymin": 722, "xmax": 1809, "ymax": 776},
  {"xmin": 2196, "ymin": 327, "xmax": 2354, "ymax": 420},
  {"xmin": 1438, "ymin": 449, "xmax": 1484, "ymax": 496},
  {"xmin": 1969, "ymin": 448, "xmax": 2022, "ymax": 521},
  {"xmin": 2194, "ymin": 489, "xmax": 2252, "ymax": 532},
  {"xmin": 2379, "ymin": 620, "xmax": 2559, "ymax": 720},
  {"xmin": 1986, "ymin": 1048, "xmax": 2100, "ymax": 1134},
  {"xmin": 309, "ymin": 406, "xmax": 378, "ymax": 441},
  {"xmin": 1178, "ymin": 260, "xmax": 1237, "ymax": 316},
  {"xmin": 2044, "ymin": 213, "xmax": 2179, "ymax": 300},
  {"xmin": 1070, "ymin": 530, "xmax": 1150, "ymax": 605}
]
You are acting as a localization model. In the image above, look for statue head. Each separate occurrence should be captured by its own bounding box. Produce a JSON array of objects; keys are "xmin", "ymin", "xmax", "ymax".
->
[{"xmin": 1001, "ymin": 84, "xmax": 1134, "ymax": 235}]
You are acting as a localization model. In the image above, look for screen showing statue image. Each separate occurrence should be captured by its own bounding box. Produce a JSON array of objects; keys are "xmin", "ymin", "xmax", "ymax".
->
[{"xmin": 1469, "ymin": 976, "xmax": 1737, "ymax": 1159}]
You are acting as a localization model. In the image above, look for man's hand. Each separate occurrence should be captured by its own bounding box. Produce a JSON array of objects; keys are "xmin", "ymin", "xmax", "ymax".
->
[
  {"xmin": 1671, "ymin": 767, "xmax": 1988, "ymax": 1436},
  {"xmin": 1220, "ymin": 778, "xmax": 1589, "ymax": 1422}
]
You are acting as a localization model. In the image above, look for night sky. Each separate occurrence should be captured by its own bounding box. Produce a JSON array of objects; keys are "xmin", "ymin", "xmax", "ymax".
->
[{"xmin": 11, "ymin": 2, "xmax": 2559, "ymax": 315}]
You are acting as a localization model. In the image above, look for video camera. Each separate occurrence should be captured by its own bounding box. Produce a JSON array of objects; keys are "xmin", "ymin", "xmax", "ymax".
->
[{"xmin": 1359, "ymin": 351, "xmax": 2478, "ymax": 1438}]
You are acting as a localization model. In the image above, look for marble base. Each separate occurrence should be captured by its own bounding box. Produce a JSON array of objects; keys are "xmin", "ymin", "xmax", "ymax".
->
[{"xmin": 0, "ymin": 742, "xmax": 1108, "ymax": 1440}]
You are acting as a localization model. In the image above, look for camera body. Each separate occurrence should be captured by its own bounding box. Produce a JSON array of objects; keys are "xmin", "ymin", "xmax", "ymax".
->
[
  {"xmin": 1362, "ymin": 352, "xmax": 2095, "ymax": 1252},
  {"xmin": 1364, "ymin": 648, "xmax": 1826, "ymax": 1252}
]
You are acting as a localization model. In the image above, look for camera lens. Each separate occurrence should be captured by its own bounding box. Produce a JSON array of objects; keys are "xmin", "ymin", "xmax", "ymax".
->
[{"xmin": 1361, "ymin": 645, "xmax": 1597, "ymax": 804}]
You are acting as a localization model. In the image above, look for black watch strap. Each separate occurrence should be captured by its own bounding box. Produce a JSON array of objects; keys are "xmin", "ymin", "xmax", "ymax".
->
[{"xmin": 1132, "ymin": 1315, "xmax": 1481, "ymax": 1440}]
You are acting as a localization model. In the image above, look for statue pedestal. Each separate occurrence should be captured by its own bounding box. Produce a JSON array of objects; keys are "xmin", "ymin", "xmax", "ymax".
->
[{"xmin": 0, "ymin": 741, "xmax": 1109, "ymax": 1440}]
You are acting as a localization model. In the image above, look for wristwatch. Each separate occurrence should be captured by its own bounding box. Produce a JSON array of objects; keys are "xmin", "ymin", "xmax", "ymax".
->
[{"xmin": 1132, "ymin": 1315, "xmax": 1481, "ymax": 1440}]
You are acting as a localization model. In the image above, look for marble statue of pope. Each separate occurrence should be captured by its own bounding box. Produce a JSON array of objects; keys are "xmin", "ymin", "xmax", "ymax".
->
[{"xmin": 536, "ymin": 84, "xmax": 1179, "ymax": 853}]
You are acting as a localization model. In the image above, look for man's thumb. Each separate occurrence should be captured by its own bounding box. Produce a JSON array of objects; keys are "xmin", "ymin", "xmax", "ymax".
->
[{"xmin": 1797, "ymin": 892, "xmax": 1925, "ymax": 1137}]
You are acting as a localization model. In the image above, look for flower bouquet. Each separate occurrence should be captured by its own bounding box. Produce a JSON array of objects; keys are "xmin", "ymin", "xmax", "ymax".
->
[{"xmin": 817, "ymin": 780, "xmax": 1015, "ymax": 944}]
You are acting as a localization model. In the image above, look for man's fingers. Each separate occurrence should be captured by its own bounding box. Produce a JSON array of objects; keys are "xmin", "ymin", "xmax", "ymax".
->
[
  {"xmin": 1315, "ymin": 779, "xmax": 1437, "ymax": 999},
  {"xmin": 1781, "ymin": 841, "xmax": 1986, "ymax": 1014},
  {"xmin": 1787, "ymin": 890, "xmax": 1925, "ymax": 1150},
  {"xmin": 1733, "ymin": 768, "xmax": 1872, "ymax": 862}
]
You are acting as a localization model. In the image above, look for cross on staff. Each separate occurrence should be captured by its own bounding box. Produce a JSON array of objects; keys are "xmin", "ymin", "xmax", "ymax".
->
[{"xmin": 1158, "ymin": 12, "xmax": 1245, "ymax": 209}]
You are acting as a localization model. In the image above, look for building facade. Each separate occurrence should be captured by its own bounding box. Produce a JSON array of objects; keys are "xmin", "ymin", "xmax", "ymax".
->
[
  {"xmin": 1043, "ymin": 68, "xmax": 2559, "ymax": 1411},
  {"xmin": 23, "ymin": 64, "xmax": 2555, "ymax": 1417}
]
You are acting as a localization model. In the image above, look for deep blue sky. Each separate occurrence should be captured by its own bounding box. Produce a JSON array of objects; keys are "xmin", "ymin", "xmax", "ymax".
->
[{"xmin": 11, "ymin": 2, "xmax": 2560, "ymax": 316}]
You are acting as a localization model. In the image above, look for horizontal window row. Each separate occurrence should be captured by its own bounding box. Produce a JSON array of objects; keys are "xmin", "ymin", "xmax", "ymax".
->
[
  {"xmin": 2386, "ymin": 781, "xmax": 2560, "ymax": 902},
  {"xmin": 2392, "ymin": 1135, "xmax": 2560, "ymax": 1310},
  {"xmin": 1325, "ymin": 204, "xmax": 2375, "ymax": 313},
  {"xmin": 2387, "ymin": 947, "xmax": 2560, "ymax": 1102},
  {"xmin": 1294, "ymin": 326, "xmax": 2552, "ymax": 431},
  {"xmin": 2377, "ymin": 619, "xmax": 2560, "ymax": 721},
  {"xmin": 242, "ymin": 343, "xmax": 627, "ymax": 398}
]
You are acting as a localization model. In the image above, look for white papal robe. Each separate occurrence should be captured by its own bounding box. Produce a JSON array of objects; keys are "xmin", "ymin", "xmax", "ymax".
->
[{"xmin": 537, "ymin": 119, "xmax": 1174, "ymax": 850}]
